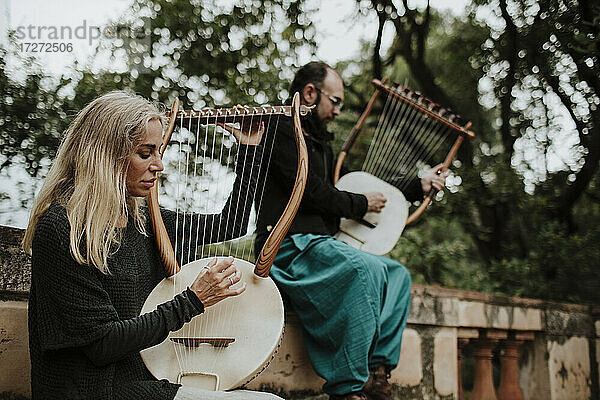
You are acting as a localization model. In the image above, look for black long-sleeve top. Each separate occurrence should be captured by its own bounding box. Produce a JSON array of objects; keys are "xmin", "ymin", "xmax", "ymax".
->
[{"xmin": 28, "ymin": 146, "xmax": 260, "ymax": 400}]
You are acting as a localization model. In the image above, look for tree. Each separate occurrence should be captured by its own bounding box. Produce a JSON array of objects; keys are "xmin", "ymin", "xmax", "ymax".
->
[
  {"xmin": 0, "ymin": 0, "xmax": 318, "ymax": 177},
  {"xmin": 332, "ymin": 0, "xmax": 600, "ymax": 302}
]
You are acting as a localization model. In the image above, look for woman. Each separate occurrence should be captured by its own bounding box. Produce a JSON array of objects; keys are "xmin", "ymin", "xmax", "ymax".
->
[{"xmin": 22, "ymin": 91, "xmax": 282, "ymax": 400}]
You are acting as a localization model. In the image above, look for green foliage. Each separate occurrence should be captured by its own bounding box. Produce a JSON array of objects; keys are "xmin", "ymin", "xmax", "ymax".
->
[
  {"xmin": 389, "ymin": 218, "xmax": 495, "ymax": 292},
  {"xmin": 126, "ymin": 0, "xmax": 317, "ymax": 106},
  {"xmin": 0, "ymin": 50, "xmax": 65, "ymax": 176}
]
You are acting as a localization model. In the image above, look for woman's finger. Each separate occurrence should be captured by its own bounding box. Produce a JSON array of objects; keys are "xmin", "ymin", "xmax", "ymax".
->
[
  {"xmin": 230, "ymin": 271, "xmax": 242, "ymax": 285},
  {"xmin": 217, "ymin": 264, "xmax": 237, "ymax": 281},
  {"xmin": 227, "ymin": 282, "xmax": 247, "ymax": 296},
  {"xmin": 214, "ymin": 257, "xmax": 234, "ymax": 273}
]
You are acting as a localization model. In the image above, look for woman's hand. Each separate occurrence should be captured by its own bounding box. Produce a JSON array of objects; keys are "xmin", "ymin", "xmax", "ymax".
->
[
  {"xmin": 217, "ymin": 106, "xmax": 265, "ymax": 146},
  {"xmin": 189, "ymin": 257, "xmax": 246, "ymax": 308}
]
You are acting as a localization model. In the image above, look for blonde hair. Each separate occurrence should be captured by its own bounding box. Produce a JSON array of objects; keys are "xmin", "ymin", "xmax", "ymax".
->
[{"xmin": 23, "ymin": 91, "xmax": 165, "ymax": 273}]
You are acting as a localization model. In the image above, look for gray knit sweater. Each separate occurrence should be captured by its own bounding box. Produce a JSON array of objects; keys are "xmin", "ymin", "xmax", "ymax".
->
[{"xmin": 28, "ymin": 147, "xmax": 260, "ymax": 400}]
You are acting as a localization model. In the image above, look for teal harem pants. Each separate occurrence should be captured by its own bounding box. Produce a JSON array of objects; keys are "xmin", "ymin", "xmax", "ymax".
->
[{"xmin": 270, "ymin": 234, "xmax": 412, "ymax": 395}]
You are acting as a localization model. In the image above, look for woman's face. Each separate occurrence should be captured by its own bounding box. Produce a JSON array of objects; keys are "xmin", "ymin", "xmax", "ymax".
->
[{"xmin": 126, "ymin": 119, "xmax": 164, "ymax": 197}]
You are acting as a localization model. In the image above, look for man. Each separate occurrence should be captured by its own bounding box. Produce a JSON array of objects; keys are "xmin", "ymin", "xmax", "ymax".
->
[{"xmin": 255, "ymin": 62, "xmax": 447, "ymax": 400}]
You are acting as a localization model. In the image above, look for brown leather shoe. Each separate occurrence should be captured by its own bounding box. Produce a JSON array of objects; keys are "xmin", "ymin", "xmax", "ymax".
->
[
  {"xmin": 329, "ymin": 391, "xmax": 368, "ymax": 400},
  {"xmin": 363, "ymin": 365, "xmax": 392, "ymax": 400}
]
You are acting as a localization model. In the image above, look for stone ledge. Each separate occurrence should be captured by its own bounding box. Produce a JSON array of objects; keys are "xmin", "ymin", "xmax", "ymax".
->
[
  {"xmin": 0, "ymin": 226, "xmax": 29, "ymax": 292},
  {"xmin": 412, "ymin": 283, "xmax": 595, "ymax": 313}
]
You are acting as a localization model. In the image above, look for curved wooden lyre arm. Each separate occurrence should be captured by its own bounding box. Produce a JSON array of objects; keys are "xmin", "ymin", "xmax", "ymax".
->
[
  {"xmin": 148, "ymin": 98, "xmax": 180, "ymax": 276},
  {"xmin": 254, "ymin": 92, "xmax": 309, "ymax": 277},
  {"xmin": 405, "ymin": 123, "xmax": 470, "ymax": 226},
  {"xmin": 334, "ymin": 78, "xmax": 388, "ymax": 184},
  {"xmin": 147, "ymin": 94, "xmax": 310, "ymax": 278}
]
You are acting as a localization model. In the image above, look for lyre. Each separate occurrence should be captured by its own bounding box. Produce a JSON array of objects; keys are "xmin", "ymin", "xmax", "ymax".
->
[
  {"xmin": 334, "ymin": 79, "xmax": 475, "ymax": 254},
  {"xmin": 140, "ymin": 94, "xmax": 310, "ymax": 390}
]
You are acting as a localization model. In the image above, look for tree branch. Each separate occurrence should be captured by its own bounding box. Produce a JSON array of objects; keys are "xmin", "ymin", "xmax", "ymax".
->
[
  {"xmin": 416, "ymin": 0, "xmax": 431, "ymax": 63},
  {"xmin": 373, "ymin": 9, "xmax": 386, "ymax": 79}
]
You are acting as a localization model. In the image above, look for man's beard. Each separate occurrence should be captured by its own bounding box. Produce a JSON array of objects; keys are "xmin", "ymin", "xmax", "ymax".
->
[{"xmin": 305, "ymin": 98, "xmax": 333, "ymax": 142}]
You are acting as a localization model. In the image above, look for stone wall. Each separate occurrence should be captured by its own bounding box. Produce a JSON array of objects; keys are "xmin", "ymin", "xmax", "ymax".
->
[{"xmin": 1, "ymin": 225, "xmax": 599, "ymax": 400}]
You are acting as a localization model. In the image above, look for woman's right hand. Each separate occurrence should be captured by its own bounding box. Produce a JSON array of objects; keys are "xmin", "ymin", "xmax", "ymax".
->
[{"xmin": 189, "ymin": 257, "xmax": 246, "ymax": 307}]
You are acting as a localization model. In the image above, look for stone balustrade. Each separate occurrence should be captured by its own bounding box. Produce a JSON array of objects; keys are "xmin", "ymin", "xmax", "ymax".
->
[{"xmin": 1, "ymin": 224, "xmax": 598, "ymax": 399}]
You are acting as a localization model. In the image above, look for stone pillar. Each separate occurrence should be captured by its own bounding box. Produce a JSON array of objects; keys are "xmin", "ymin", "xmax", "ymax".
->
[
  {"xmin": 457, "ymin": 338, "xmax": 469, "ymax": 400},
  {"xmin": 497, "ymin": 339, "xmax": 524, "ymax": 400},
  {"xmin": 471, "ymin": 330, "xmax": 506, "ymax": 400}
]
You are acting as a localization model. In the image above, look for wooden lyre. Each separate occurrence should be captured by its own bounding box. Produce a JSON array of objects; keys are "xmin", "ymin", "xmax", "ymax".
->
[
  {"xmin": 334, "ymin": 79, "xmax": 475, "ymax": 255},
  {"xmin": 140, "ymin": 93, "xmax": 310, "ymax": 390}
]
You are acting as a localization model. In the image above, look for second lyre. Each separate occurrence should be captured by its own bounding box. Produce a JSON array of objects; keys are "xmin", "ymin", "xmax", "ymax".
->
[{"xmin": 334, "ymin": 79, "xmax": 475, "ymax": 255}]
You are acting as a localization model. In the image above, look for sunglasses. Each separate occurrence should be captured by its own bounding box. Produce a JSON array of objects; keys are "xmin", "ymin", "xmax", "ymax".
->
[{"xmin": 314, "ymin": 85, "xmax": 344, "ymax": 111}]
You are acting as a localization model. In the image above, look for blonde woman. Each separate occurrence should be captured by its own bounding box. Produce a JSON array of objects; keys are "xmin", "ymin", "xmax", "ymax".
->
[{"xmin": 23, "ymin": 91, "xmax": 282, "ymax": 400}]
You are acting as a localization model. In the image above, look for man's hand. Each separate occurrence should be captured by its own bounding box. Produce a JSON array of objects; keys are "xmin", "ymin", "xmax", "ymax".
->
[
  {"xmin": 217, "ymin": 106, "xmax": 265, "ymax": 146},
  {"xmin": 365, "ymin": 192, "xmax": 387, "ymax": 213},
  {"xmin": 420, "ymin": 163, "xmax": 449, "ymax": 194}
]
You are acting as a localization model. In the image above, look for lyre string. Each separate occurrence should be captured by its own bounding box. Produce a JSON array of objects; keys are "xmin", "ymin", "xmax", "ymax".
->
[
  {"xmin": 370, "ymin": 94, "xmax": 419, "ymax": 179},
  {"xmin": 173, "ymin": 113, "xmax": 191, "ymax": 372},
  {"xmin": 172, "ymin": 110, "xmax": 185, "ymax": 375},
  {"xmin": 234, "ymin": 112, "xmax": 261, "ymax": 260},
  {"xmin": 186, "ymin": 115, "xmax": 203, "ymax": 375},
  {"xmin": 183, "ymin": 114, "xmax": 194, "ymax": 373},
  {"xmin": 396, "ymin": 124, "xmax": 452, "ymax": 193},
  {"xmin": 362, "ymin": 89, "xmax": 393, "ymax": 172},
  {"xmin": 209, "ymin": 109, "xmax": 228, "ymax": 374},
  {"xmin": 380, "ymin": 86, "xmax": 432, "ymax": 176},
  {"xmin": 365, "ymin": 94, "xmax": 409, "ymax": 175},
  {"xmin": 191, "ymin": 112, "xmax": 203, "ymax": 260},
  {"xmin": 183, "ymin": 115, "xmax": 193, "ymax": 266},
  {"xmin": 198, "ymin": 115, "xmax": 211, "ymax": 260},
  {"xmin": 370, "ymin": 88, "xmax": 410, "ymax": 173},
  {"xmin": 206, "ymin": 111, "xmax": 222, "ymax": 258},
  {"xmin": 367, "ymin": 91, "xmax": 411, "ymax": 175},
  {"xmin": 370, "ymin": 99, "xmax": 421, "ymax": 179},
  {"xmin": 213, "ymin": 112, "xmax": 235, "ymax": 259},
  {"xmin": 215, "ymin": 110, "xmax": 248, "ymax": 373},
  {"xmin": 363, "ymin": 91, "xmax": 398, "ymax": 174},
  {"xmin": 219, "ymin": 116, "xmax": 236, "ymax": 259},
  {"xmin": 389, "ymin": 115, "xmax": 443, "ymax": 189},
  {"xmin": 374, "ymin": 102, "xmax": 438, "ymax": 183},
  {"xmin": 231, "ymin": 112, "xmax": 254, "ymax": 258},
  {"xmin": 386, "ymin": 100, "xmax": 456, "ymax": 192},
  {"xmin": 240, "ymin": 110, "xmax": 277, "ymax": 262},
  {"xmin": 243, "ymin": 111, "xmax": 281, "ymax": 262}
]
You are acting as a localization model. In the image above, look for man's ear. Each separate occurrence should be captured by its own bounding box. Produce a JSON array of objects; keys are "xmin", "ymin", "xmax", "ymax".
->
[{"xmin": 301, "ymin": 83, "xmax": 318, "ymax": 106}]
